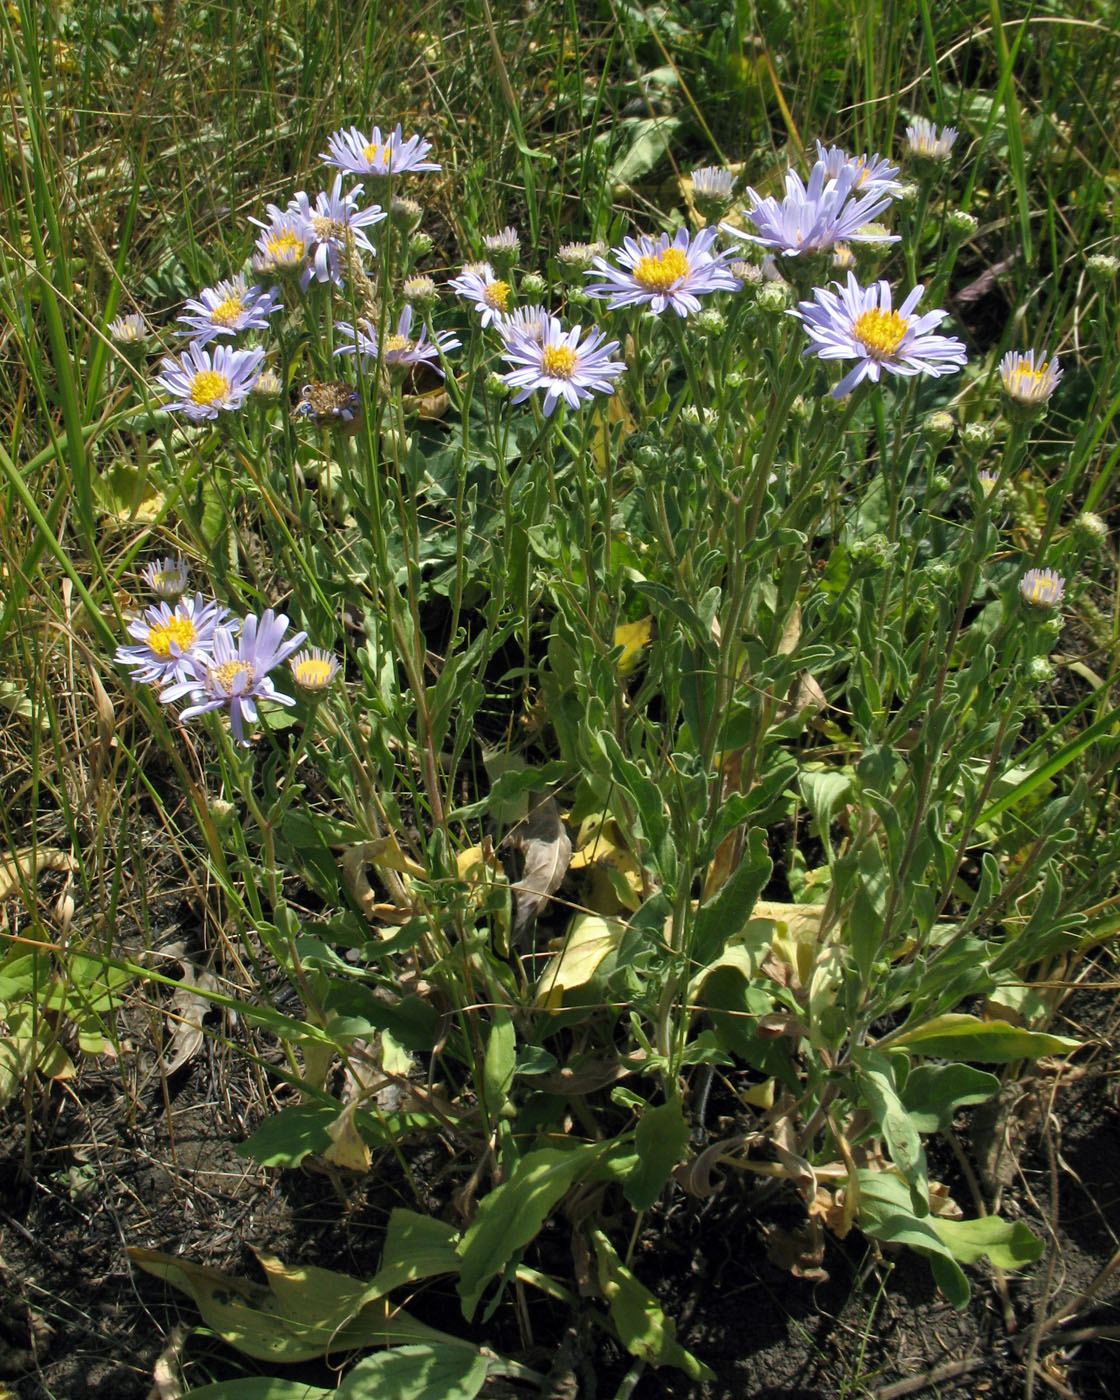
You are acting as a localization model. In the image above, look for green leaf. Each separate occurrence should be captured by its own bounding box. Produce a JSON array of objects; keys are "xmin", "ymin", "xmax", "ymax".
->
[
  {"xmin": 182, "ymin": 1382, "xmax": 331, "ymax": 1399},
  {"xmin": 691, "ymin": 828, "xmax": 772, "ymax": 968},
  {"xmin": 235, "ymin": 1105, "xmax": 335, "ymax": 1168},
  {"xmin": 887, "ymin": 1014, "xmax": 1081, "ymax": 1063},
  {"xmin": 483, "ymin": 1008, "xmax": 516, "ymax": 1116},
  {"xmin": 606, "ymin": 114, "xmax": 686, "ymax": 187},
  {"xmin": 336, "ymin": 1344, "xmax": 490, "ymax": 1400},
  {"xmin": 853, "ymin": 1050, "xmax": 926, "ymax": 1195},
  {"xmin": 368, "ymin": 1211, "xmax": 461, "ymax": 1298},
  {"xmin": 127, "ymin": 1248, "xmax": 463, "ymax": 1364},
  {"xmin": 901, "ymin": 1064, "xmax": 1001, "ymax": 1133},
  {"xmin": 854, "ymin": 1172, "xmax": 969, "ymax": 1309},
  {"xmin": 591, "ymin": 1230, "xmax": 713, "ymax": 1381},
  {"xmin": 931, "ymin": 1216, "xmax": 1044, "ymax": 1269},
  {"xmin": 456, "ymin": 1144, "xmax": 604, "ymax": 1319},
  {"xmin": 624, "ymin": 1095, "xmax": 691, "ymax": 1212}
]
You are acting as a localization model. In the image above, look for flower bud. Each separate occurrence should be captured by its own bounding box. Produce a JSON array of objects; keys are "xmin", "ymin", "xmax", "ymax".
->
[
  {"xmin": 520, "ymin": 270, "xmax": 547, "ymax": 298},
  {"xmin": 1073, "ymin": 510, "xmax": 1108, "ymax": 546},
  {"xmin": 409, "ymin": 231, "xmax": 434, "ymax": 258},
  {"xmin": 923, "ymin": 410, "xmax": 955, "ymax": 447}
]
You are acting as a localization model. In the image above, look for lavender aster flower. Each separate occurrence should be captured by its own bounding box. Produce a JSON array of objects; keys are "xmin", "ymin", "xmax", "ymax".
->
[
  {"xmin": 176, "ymin": 275, "xmax": 282, "ymax": 345},
  {"xmin": 1019, "ymin": 568, "xmax": 1065, "ymax": 608},
  {"xmin": 585, "ymin": 227, "xmax": 740, "ymax": 317},
  {"xmin": 250, "ymin": 207, "xmax": 312, "ymax": 277},
  {"xmin": 109, "ymin": 313, "xmax": 148, "ymax": 346},
  {"xmin": 905, "ymin": 118, "xmax": 959, "ymax": 163},
  {"xmin": 448, "ymin": 262, "xmax": 513, "ymax": 326},
  {"xmin": 155, "ymin": 341, "xmax": 266, "ymax": 421},
  {"xmin": 115, "ymin": 594, "xmax": 231, "ymax": 687},
  {"xmin": 690, "ymin": 166, "xmax": 737, "ymax": 202},
  {"xmin": 814, "ymin": 141, "xmax": 901, "ymax": 199},
  {"xmin": 334, "ymin": 305, "xmax": 460, "ymax": 376},
  {"xmin": 499, "ymin": 314, "xmax": 624, "ymax": 417},
  {"xmin": 289, "ymin": 648, "xmax": 341, "ymax": 693},
  {"xmin": 483, "ymin": 226, "xmax": 521, "ymax": 264},
  {"xmin": 287, "ymin": 175, "xmax": 387, "ymax": 290},
  {"xmin": 724, "ymin": 159, "xmax": 899, "ymax": 258},
  {"xmin": 792, "ymin": 272, "xmax": 967, "ymax": 398},
  {"xmin": 161, "ymin": 609, "xmax": 308, "ymax": 746},
  {"xmin": 321, "ymin": 123, "xmax": 440, "ymax": 177},
  {"xmin": 141, "ymin": 556, "xmax": 190, "ymax": 599},
  {"xmin": 497, "ymin": 304, "xmax": 549, "ymax": 344},
  {"xmin": 999, "ymin": 349, "xmax": 1061, "ymax": 409}
]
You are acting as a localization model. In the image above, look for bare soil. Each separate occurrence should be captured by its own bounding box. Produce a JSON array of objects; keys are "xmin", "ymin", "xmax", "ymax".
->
[{"xmin": 2, "ymin": 964, "xmax": 1117, "ymax": 1400}]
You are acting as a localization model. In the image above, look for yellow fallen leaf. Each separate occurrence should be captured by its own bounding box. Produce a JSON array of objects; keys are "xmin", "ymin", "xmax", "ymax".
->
[
  {"xmin": 536, "ymin": 914, "xmax": 626, "ymax": 1010},
  {"xmin": 613, "ymin": 616, "xmax": 653, "ymax": 679}
]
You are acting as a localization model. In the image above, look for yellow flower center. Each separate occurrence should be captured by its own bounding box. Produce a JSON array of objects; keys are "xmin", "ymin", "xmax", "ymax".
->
[
  {"xmin": 1025, "ymin": 574, "xmax": 1061, "ymax": 605},
  {"xmin": 189, "ymin": 369, "xmax": 231, "ymax": 406},
  {"xmin": 147, "ymin": 617, "xmax": 196, "ymax": 658},
  {"xmin": 853, "ymin": 307, "xmax": 908, "ymax": 358},
  {"xmin": 483, "ymin": 280, "xmax": 511, "ymax": 312},
  {"xmin": 209, "ymin": 293, "xmax": 245, "ymax": 327},
  {"xmin": 268, "ymin": 230, "xmax": 305, "ymax": 264},
  {"xmin": 541, "ymin": 344, "xmax": 578, "ymax": 379},
  {"xmin": 293, "ymin": 657, "xmax": 335, "ymax": 689},
  {"xmin": 383, "ymin": 334, "xmax": 410, "ymax": 353},
  {"xmin": 213, "ymin": 659, "xmax": 254, "ymax": 692},
  {"xmin": 633, "ymin": 246, "xmax": 690, "ymax": 292},
  {"xmin": 1004, "ymin": 363, "xmax": 1050, "ymax": 401},
  {"xmin": 363, "ymin": 142, "xmax": 389, "ymax": 166}
]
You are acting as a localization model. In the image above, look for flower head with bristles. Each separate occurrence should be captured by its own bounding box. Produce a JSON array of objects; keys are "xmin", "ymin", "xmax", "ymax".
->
[
  {"xmin": 792, "ymin": 271, "xmax": 967, "ymax": 398},
  {"xmin": 905, "ymin": 118, "xmax": 959, "ymax": 163},
  {"xmin": 161, "ymin": 609, "xmax": 308, "ymax": 745},
  {"xmin": 250, "ymin": 207, "xmax": 312, "ymax": 278},
  {"xmin": 814, "ymin": 141, "xmax": 902, "ymax": 199},
  {"xmin": 109, "ymin": 313, "xmax": 148, "ymax": 346},
  {"xmin": 321, "ymin": 123, "xmax": 440, "ymax": 177},
  {"xmin": 483, "ymin": 226, "xmax": 521, "ymax": 264},
  {"xmin": 286, "ymin": 175, "xmax": 387, "ymax": 289},
  {"xmin": 585, "ymin": 226, "xmax": 740, "ymax": 317},
  {"xmin": 497, "ymin": 304, "xmax": 550, "ymax": 344},
  {"xmin": 690, "ymin": 166, "xmax": 737, "ymax": 202},
  {"xmin": 155, "ymin": 342, "xmax": 266, "ymax": 421},
  {"xmin": 290, "ymin": 648, "xmax": 341, "ymax": 693},
  {"xmin": 999, "ymin": 348, "xmax": 1061, "ymax": 414}
]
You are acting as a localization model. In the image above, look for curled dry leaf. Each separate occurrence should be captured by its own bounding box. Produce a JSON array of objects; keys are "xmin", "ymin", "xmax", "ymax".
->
[
  {"xmin": 500, "ymin": 794, "xmax": 572, "ymax": 946},
  {"xmin": 0, "ymin": 847, "xmax": 78, "ymax": 901},
  {"xmin": 159, "ymin": 946, "xmax": 220, "ymax": 1076}
]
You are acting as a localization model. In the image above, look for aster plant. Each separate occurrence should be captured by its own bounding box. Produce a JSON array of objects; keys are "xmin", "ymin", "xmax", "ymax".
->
[
  {"xmin": 286, "ymin": 175, "xmax": 386, "ymax": 289},
  {"xmin": 334, "ymin": 305, "xmax": 460, "ymax": 376},
  {"xmin": 177, "ymin": 275, "xmax": 282, "ymax": 345},
  {"xmin": 115, "ymin": 595, "xmax": 232, "ymax": 687}
]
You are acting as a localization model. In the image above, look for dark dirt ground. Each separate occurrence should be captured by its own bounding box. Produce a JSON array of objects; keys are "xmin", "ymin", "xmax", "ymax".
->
[{"xmin": 2, "ymin": 953, "xmax": 1118, "ymax": 1400}]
